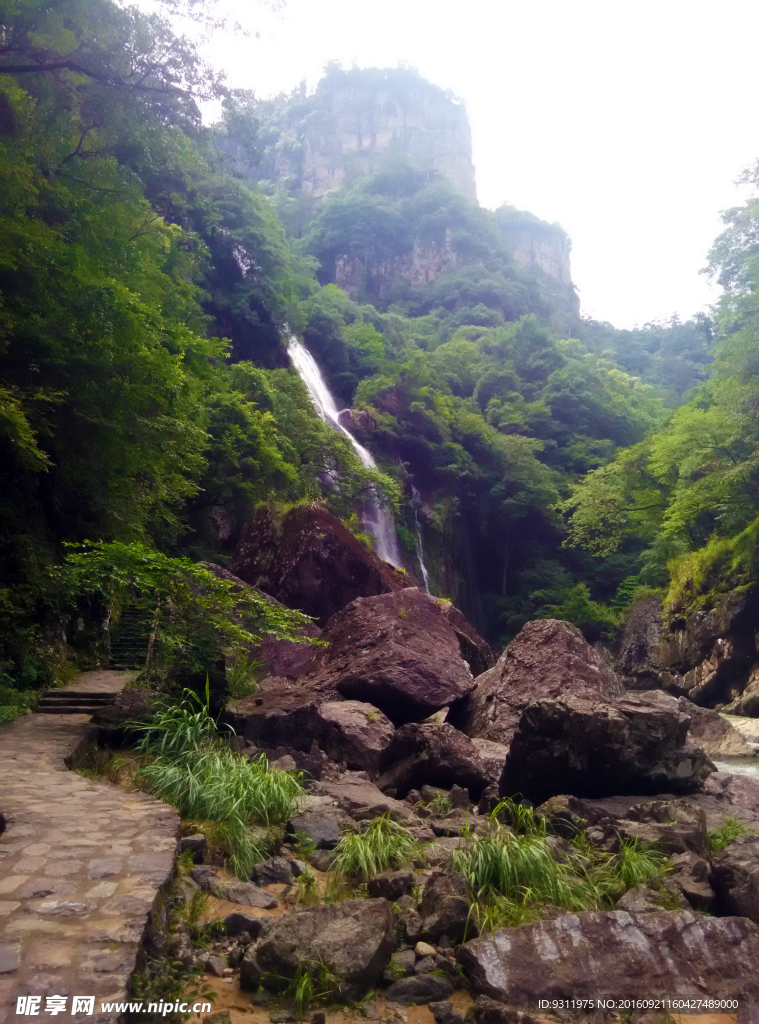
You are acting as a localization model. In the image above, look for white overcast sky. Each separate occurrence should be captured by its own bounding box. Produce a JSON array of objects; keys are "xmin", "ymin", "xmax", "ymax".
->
[{"xmin": 186, "ymin": 0, "xmax": 759, "ymax": 329}]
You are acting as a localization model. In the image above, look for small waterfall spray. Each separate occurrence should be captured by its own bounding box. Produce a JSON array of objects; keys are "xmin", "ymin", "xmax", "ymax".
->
[
  {"xmin": 287, "ymin": 337, "xmax": 402, "ymax": 567},
  {"xmin": 411, "ymin": 485, "xmax": 431, "ymax": 593}
]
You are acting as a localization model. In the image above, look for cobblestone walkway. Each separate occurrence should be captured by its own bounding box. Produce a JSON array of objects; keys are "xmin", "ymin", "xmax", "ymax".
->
[{"xmin": 0, "ymin": 673, "xmax": 179, "ymax": 1024}]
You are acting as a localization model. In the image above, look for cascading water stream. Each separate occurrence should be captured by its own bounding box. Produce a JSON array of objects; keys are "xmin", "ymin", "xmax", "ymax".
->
[
  {"xmin": 287, "ymin": 337, "xmax": 402, "ymax": 567},
  {"xmin": 411, "ymin": 485, "xmax": 431, "ymax": 593}
]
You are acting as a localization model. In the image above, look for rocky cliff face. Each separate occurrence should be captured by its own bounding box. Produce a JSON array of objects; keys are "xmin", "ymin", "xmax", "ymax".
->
[{"xmin": 273, "ymin": 71, "xmax": 477, "ymax": 203}]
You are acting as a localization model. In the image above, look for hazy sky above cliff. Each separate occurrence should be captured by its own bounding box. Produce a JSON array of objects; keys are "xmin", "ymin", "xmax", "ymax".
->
[{"xmin": 191, "ymin": 0, "xmax": 759, "ymax": 329}]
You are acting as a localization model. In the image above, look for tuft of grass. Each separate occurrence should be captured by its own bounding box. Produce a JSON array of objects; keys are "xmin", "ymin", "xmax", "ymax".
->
[
  {"xmin": 609, "ymin": 838, "xmax": 669, "ymax": 891},
  {"xmin": 490, "ymin": 798, "xmax": 546, "ymax": 837},
  {"xmin": 290, "ymin": 869, "xmax": 320, "ymax": 907},
  {"xmin": 134, "ymin": 690, "xmax": 303, "ymax": 878},
  {"xmin": 453, "ymin": 820, "xmax": 671, "ymax": 930},
  {"xmin": 134, "ymin": 686, "xmax": 222, "ymax": 758},
  {"xmin": 707, "ymin": 815, "xmax": 754, "ymax": 856},
  {"xmin": 329, "ymin": 815, "xmax": 420, "ymax": 885},
  {"xmin": 267, "ymin": 961, "xmax": 340, "ymax": 1020},
  {"xmin": 429, "ymin": 791, "xmax": 455, "ymax": 816},
  {"xmin": 226, "ymin": 655, "xmax": 260, "ymax": 700}
]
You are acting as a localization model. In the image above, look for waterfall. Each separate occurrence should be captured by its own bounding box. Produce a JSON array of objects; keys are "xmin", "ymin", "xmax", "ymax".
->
[
  {"xmin": 411, "ymin": 485, "xmax": 431, "ymax": 593},
  {"xmin": 288, "ymin": 337, "xmax": 402, "ymax": 567}
]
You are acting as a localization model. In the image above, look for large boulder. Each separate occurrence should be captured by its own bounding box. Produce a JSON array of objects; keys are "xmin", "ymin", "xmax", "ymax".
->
[
  {"xmin": 230, "ymin": 503, "xmax": 410, "ymax": 625},
  {"xmin": 239, "ymin": 899, "xmax": 394, "ymax": 1000},
  {"xmin": 458, "ymin": 911, "xmax": 759, "ymax": 1002},
  {"xmin": 677, "ymin": 697, "xmax": 753, "ymax": 757},
  {"xmin": 438, "ymin": 601, "xmax": 495, "ymax": 676},
  {"xmin": 615, "ymin": 593, "xmax": 663, "ymax": 689},
  {"xmin": 710, "ymin": 835, "xmax": 759, "ymax": 922},
  {"xmin": 223, "ymin": 690, "xmax": 394, "ymax": 779},
  {"xmin": 501, "ymin": 691, "xmax": 714, "ymax": 804},
  {"xmin": 298, "ymin": 589, "xmax": 475, "ymax": 724},
  {"xmin": 316, "ymin": 700, "xmax": 395, "ymax": 774},
  {"xmin": 450, "ymin": 620, "xmax": 623, "ymax": 747},
  {"xmin": 419, "ymin": 871, "xmax": 474, "ymax": 943},
  {"xmin": 314, "ymin": 777, "xmax": 415, "ymax": 822},
  {"xmin": 377, "ymin": 722, "xmax": 492, "ymax": 799}
]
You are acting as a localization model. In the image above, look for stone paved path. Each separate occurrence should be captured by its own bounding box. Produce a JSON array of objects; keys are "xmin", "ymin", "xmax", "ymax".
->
[{"xmin": 0, "ymin": 673, "xmax": 179, "ymax": 1024}]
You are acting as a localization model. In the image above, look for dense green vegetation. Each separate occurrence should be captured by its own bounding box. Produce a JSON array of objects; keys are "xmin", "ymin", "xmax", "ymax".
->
[
  {"xmin": 3, "ymin": 0, "xmax": 754, "ymax": 698},
  {"xmin": 563, "ymin": 164, "xmax": 759, "ymax": 614}
]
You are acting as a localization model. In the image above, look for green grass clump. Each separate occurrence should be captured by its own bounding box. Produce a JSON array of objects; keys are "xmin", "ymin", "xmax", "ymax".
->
[
  {"xmin": 707, "ymin": 815, "xmax": 754, "ymax": 856},
  {"xmin": 329, "ymin": 814, "xmax": 420, "ymax": 884},
  {"xmin": 135, "ymin": 687, "xmax": 221, "ymax": 757},
  {"xmin": 268, "ymin": 961, "xmax": 340, "ymax": 1020},
  {"xmin": 135, "ymin": 690, "xmax": 303, "ymax": 878},
  {"xmin": 453, "ymin": 816, "xmax": 670, "ymax": 932}
]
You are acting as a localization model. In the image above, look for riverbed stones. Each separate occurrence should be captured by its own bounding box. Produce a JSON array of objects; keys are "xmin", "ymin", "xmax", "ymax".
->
[
  {"xmin": 383, "ymin": 974, "xmax": 456, "ymax": 1004},
  {"xmin": 458, "ymin": 910, "xmax": 759, "ymax": 1002},
  {"xmin": 239, "ymin": 898, "xmax": 394, "ymax": 1000},
  {"xmin": 500, "ymin": 691, "xmax": 714, "ymax": 804},
  {"xmin": 287, "ymin": 795, "xmax": 352, "ymax": 848},
  {"xmin": 451, "ymin": 619, "xmax": 624, "ymax": 746}
]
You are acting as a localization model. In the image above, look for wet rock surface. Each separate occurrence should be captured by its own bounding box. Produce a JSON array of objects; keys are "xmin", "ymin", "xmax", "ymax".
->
[
  {"xmin": 615, "ymin": 594, "xmax": 663, "ymax": 689},
  {"xmin": 710, "ymin": 834, "xmax": 759, "ymax": 922},
  {"xmin": 298, "ymin": 589, "xmax": 476, "ymax": 725},
  {"xmin": 452, "ymin": 619, "xmax": 623, "ymax": 746},
  {"xmin": 0, "ymin": 680, "xmax": 179, "ymax": 1024},
  {"xmin": 378, "ymin": 722, "xmax": 491, "ymax": 799},
  {"xmin": 239, "ymin": 899, "xmax": 395, "ymax": 1000},
  {"xmin": 501, "ymin": 690, "xmax": 714, "ymax": 804},
  {"xmin": 458, "ymin": 910, "xmax": 759, "ymax": 1002},
  {"xmin": 230, "ymin": 503, "xmax": 410, "ymax": 626}
]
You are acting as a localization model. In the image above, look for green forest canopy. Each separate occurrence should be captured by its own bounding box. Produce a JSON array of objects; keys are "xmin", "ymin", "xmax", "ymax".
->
[{"xmin": 1, "ymin": 2, "xmax": 753, "ymax": 695}]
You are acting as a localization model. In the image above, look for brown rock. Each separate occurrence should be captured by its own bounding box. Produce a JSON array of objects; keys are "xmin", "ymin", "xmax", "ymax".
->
[
  {"xmin": 472, "ymin": 995, "xmax": 557, "ymax": 1024},
  {"xmin": 315, "ymin": 777, "xmax": 414, "ymax": 821},
  {"xmin": 677, "ymin": 697, "xmax": 753, "ymax": 757},
  {"xmin": 420, "ymin": 871, "xmax": 474, "ymax": 943},
  {"xmin": 711, "ymin": 835, "xmax": 759, "ymax": 922},
  {"xmin": 316, "ymin": 701, "xmax": 394, "ymax": 775},
  {"xmin": 299, "ymin": 589, "xmax": 475, "ymax": 724},
  {"xmin": 501, "ymin": 691, "xmax": 714, "ymax": 804},
  {"xmin": 230, "ymin": 503, "xmax": 410, "ymax": 625},
  {"xmin": 378, "ymin": 722, "xmax": 492, "ymax": 799},
  {"xmin": 458, "ymin": 911, "xmax": 759, "ymax": 1002},
  {"xmin": 239, "ymin": 899, "xmax": 394, "ymax": 1000},
  {"xmin": 616, "ymin": 593, "xmax": 663, "ymax": 689},
  {"xmin": 438, "ymin": 601, "xmax": 495, "ymax": 677},
  {"xmin": 451, "ymin": 619, "xmax": 623, "ymax": 747}
]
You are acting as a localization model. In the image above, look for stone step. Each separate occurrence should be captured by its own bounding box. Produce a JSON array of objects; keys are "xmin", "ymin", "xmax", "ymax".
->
[
  {"xmin": 43, "ymin": 691, "xmax": 113, "ymax": 700},
  {"xmin": 36, "ymin": 705, "xmax": 101, "ymax": 715}
]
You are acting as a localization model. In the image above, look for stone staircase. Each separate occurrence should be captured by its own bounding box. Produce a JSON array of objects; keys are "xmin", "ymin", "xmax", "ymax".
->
[
  {"xmin": 35, "ymin": 689, "xmax": 115, "ymax": 715},
  {"xmin": 108, "ymin": 607, "xmax": 152, "ymax": 670}
]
